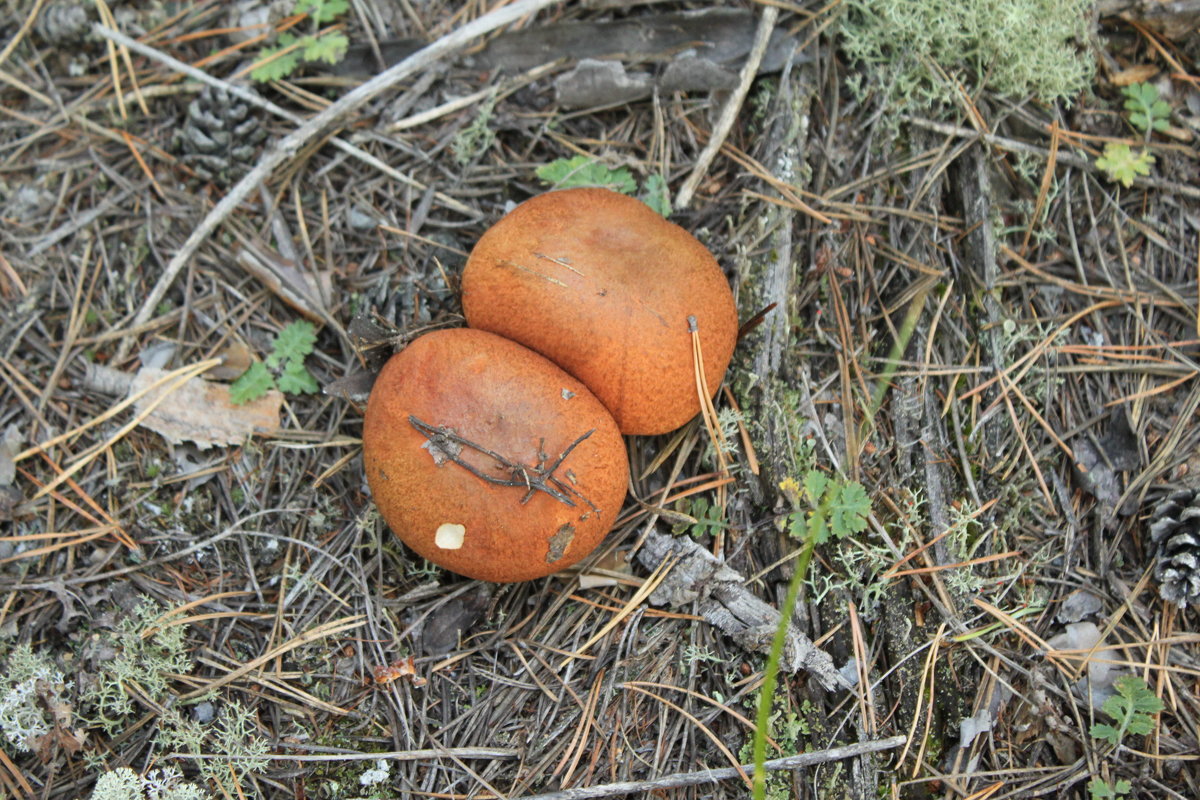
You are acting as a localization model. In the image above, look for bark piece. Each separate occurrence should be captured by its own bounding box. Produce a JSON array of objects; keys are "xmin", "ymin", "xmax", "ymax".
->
[
  {"xmin": 635, "ymin": 527, "xmax": 850, "ymax": 690},
  {"xmin": 333, "ymin": 8, "xmax": 800, "ymax": 101},
  {"xmin": 84, "ymin": 364, "xmax": 282, "ymax": 450}
]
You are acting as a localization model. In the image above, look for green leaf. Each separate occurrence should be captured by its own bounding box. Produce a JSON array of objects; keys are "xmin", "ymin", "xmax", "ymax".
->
[
  {"xmin": 295, "ymin": 0, "xmax": 349, "ymax": 24},
  {"xmin": 802, "ymin": 469, "xmax": 828, "ymax": 505},
  {"xmin": 535, "ymin": 156, "xmax": 637, "ymax": 194},
  {"xmin": 808, "ymin": 511, "xmax": 831, "ymax": 544},
  {"xmin": 1092, "ymin": 675, "xmax": 1162, "ymax": 746},
  {"xmin": 1112, "ymin": 674, "xmax": 1164, "ymax": 714},
  {"xmin": 1089, "ymin": 722, "xmax": 1120, "ymax": 747},
  {"xmin": 276, "ymin": 359, "xmax": 320, "ymax": 395},
  {"xmin": 251, "ymin": 34, "xmax": 303, "ymax": 83},
  {"xmin": 302, "ymin": 30, "xmax": 348, "ymax": 65},
  {"xmin": 830, "ymin": 481, "xmax": 871, "ymax": 538},
  {"xmin": 1121, "ymin": 82, "xmax": 1171, "ymax": 133},
  {"xmin": 230, "ymin": 362, "xmax": 275, "ymax": 404},
  {"xmin": 1095, "ymin": 142, "xmax": 1154, "ymax": 188},
  {"xmin": 639, "ymin": 174, "xmax": 672, "ymax": 217},
  {"xmin": 785, "ymin": 511, "xmax": 807, "ymax": 541},
  {"xmin": 266, "ymin": 321, "xmax": 317, "ymax": 368},
  {"xmin": 1088, "ymin": 778, "xmax": 1132, "ymax": 800},
  {"xmin": 1125, "ymin": 714, "xmax": 1154, "ymax": 736}
]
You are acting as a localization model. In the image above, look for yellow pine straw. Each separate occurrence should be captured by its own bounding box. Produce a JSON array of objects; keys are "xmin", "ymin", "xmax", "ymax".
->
[
  {"xmin": 901, "ymin": 622, "xmax": 945, "ymax": 776},
  {"xmin": 555, "ymin": 554, "xmax": 678, "ymax": 671},
  {"xmin": 881, "ymin": 497, "xmax": 999, "ymax": 578},
  {"xmin": 94, "ymin": 0, "xmax": 148, "ymax": 118},
  {"xmin": 22, "ymin": 358, "xmax": 222, "ymax": 501},
  {"xmin": 690, "ymin": 315, "xmax": 731, "ymax": 512},
  {"xmin": 622, "ymin": 682, "xmax": 752, "ymax": 788},
  {"xmin": 179, "ymin": 614, "xmax": 366, "ymax": 701},
  {"xmin": 140, "ymin": 590, "xmax": 258, "ymax": 636},
  {"xmin": 190, "ymin": 652, "xmax": 350, "ymax": 716},
  {"xmin": 963, "ymin": 781, "xmax": 1005, "ymax": 800},
  {"xmin": 721, "ymin": 385, "xmax": 759, "ymax": 475},
  {"xmin": 847, "ymin": 601, "xmax": 876, "ymax": 736},
  {"xmin": 0, "ymin": 526, "xmax": 114, "ymax": 565},
  {"xmin": 555, "ymin": 668, "xmax": 604, "ymax": 784}
]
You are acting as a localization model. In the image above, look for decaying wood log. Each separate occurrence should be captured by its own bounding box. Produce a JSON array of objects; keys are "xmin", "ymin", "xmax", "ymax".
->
[{"xmin": 335, "ymin": 8, "xmax": 801, "ymax": 106}]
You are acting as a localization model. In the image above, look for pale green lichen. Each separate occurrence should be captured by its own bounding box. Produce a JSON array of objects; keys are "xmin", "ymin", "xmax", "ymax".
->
[
  {"xmin": 81, "ymin": 597, "xmax": 193, "ymax": 734},
  {"xmin": 0, "ymin": 644, "xmax": 70, "ymax": 752},
  {"xmin": 839, "ymin": 0, "xmax": 1095, "ymax": 115},
  {"xmin": 90, "ymin": 766, "xmax": 206, "ymax": 800}
]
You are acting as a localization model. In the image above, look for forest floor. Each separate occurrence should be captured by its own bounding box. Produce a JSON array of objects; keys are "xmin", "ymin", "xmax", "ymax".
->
[{"xmin": 1, "ymin": 1, "xmax": 1198, "ymax": 799}]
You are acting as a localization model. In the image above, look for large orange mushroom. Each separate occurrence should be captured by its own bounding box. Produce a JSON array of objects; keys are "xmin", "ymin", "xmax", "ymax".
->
[
  {"xmin": 461, "ymin": 188, "xmax": 738, "ymax": 436},
  {"xmin": 362, "ymin": 328, "xmax": 628, "ymax": 582}
]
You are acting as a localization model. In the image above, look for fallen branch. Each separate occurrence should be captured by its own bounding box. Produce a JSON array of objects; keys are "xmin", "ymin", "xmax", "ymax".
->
[{"xmin": 510, "ymin": 735, "xmax": 907, "ymax": 800}]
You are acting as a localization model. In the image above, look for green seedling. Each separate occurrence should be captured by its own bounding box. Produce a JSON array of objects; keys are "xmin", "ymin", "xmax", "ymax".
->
[
  {"xmin": 1088, "ymin": 778, "xmax": 1132, "ymax": 800},
  {"xmin": 1121, "ymin": 82, "xmax": 1170, "ymax": 135},
  {"xmin": 251, "ymin": 0, "xmax": 350, "ymax": 83},
  {"xmin": 750, "ymin": 472, "xmax": 871, "ymax": 800},
  {"xmin": 231, "ymin": 320, "xmax": 319, "ymax": 403},
  {"xmin": 1089, "ymin": 674, "xmax": 1163, "ymax": 747},
  {"xmin": 536, "ymin": 156, "xmax": 671, "ymax": 217},
  {"xmin": 1095, "ymin": 142, "xmax": 1154, "ymax": 188}
]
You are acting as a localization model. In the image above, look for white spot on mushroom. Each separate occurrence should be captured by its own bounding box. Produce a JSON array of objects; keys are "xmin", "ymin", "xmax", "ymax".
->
[
  {"xmin": 435, "ymin": 523, "xmax": 466, "ymax": 550},
  {"xmin": 562, "ymin": 388, "xmax": 575, "ymax": 400}
]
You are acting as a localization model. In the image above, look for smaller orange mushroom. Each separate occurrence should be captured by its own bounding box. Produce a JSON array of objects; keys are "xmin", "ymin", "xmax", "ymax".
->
[
  {"xmin": 461, "ymin": 188, "xmax": 738, "ymax": 436},
  {"xmin": 362, "ymin": 328, "xmax": 629, "ymax": 582}
]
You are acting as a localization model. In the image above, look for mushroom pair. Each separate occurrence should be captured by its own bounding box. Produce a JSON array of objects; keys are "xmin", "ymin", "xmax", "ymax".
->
[{"xmin": 363, "ymin": 188, "xmax": 737, "ymax": 582}]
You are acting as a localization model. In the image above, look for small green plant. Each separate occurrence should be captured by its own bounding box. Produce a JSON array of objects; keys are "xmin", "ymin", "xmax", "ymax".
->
[
  {"xmin": 750, "ymin": 472, "xmax": 871, "ymax": 800},
  {"xmin": 451, "ymin": 92, "xmax": 498, "ymax": 166},
  {"xmin": 1122, "ymin": 83, "xmax": 1170, "ymax": 135},
  {"xmin": 1088, "ymin": 777, "xmax": 1132, "ymax": 800},
  {"xmin": 1095, "ymin": 142, "xmax": 1155, "ymax": 188},
  {"xmin": 231, "ymin": 320, "xmax": 319, "ymax": 404},
  {"xmin": 780, "ymin": 471, "xmax": 872, "ymax": 544},
  {"xmin": 1089, "ymin": 674, "xmax": 1164, "ymax": 747},
  {"xmin": 671, "ymin": 495, "xmax": 728, "ymax": 539},
  {"xmin": 535, "ymin": 156, "xmax": 671, "ymax": 217},
  {"xmin": 251, "ymin": 0, "xmax": 350, "ymax": 83}
]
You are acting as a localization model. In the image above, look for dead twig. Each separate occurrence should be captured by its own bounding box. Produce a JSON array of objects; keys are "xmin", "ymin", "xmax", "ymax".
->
[
  {"xmin": 408, "ymin": 415, "xmax": 596, "ymax": 510},
  {"xmin": 675, "ymin": 5, "xmax": 779, "ymax": 209},
  {"xmin": 508, "ymin": 735, "xmax": 907, "ymax": 800}
]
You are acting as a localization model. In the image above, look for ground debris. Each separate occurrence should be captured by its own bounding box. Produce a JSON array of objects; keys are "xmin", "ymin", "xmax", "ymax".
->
[{"xmin": 636, "ymin": 526, "xmax": 849, "ymax": 691}]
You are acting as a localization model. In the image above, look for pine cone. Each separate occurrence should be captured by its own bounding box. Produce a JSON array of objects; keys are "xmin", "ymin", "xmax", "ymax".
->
[
  {"xmin": 177, "ymin": 85, "xmax": 267, "ymax": 185},
  {"xmin": 1148, "ymin": 489, "xmax": 1200, "ymax": 608},
  {"xmin": 34, "ymin": 2, "xmax": 92, "ymax": 45}
]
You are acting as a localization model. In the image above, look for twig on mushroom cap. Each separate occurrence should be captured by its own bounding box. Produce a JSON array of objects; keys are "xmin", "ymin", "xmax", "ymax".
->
[{"xmin": 408, "ymin": 415, "xmax": 598, "ymax": 512}]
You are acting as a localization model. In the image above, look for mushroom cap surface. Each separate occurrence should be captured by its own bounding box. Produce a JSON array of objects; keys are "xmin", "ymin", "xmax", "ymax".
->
[
  {"xmin": 461, "ymin": 188, "xmax": 738, "ymax": 435},
  {"xmin": 363, "ymin": 328, "xmax": 628, "ymax": 582}
]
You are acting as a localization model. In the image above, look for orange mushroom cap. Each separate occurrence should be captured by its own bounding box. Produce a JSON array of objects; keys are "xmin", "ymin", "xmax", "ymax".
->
[
  {"xmin": 461, "ymin": 188, "xmax": 738, "ymax": 436},
  {"xmin": 363, "ymin": 328, "xmax": 629, "ymax": 583}
]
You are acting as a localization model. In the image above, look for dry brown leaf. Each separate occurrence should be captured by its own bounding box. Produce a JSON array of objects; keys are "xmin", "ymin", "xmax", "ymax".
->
[
  {"xmin": 1110, "ymin": 64, "xmax": 1160, "ymax": 86},
  {"xmin": 130, "ymin": 367, "xmax": 282, "ymax": 449},
  {"xmin": 207, "ymin": 341, "xmax": 255, "ymax": 381}
]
